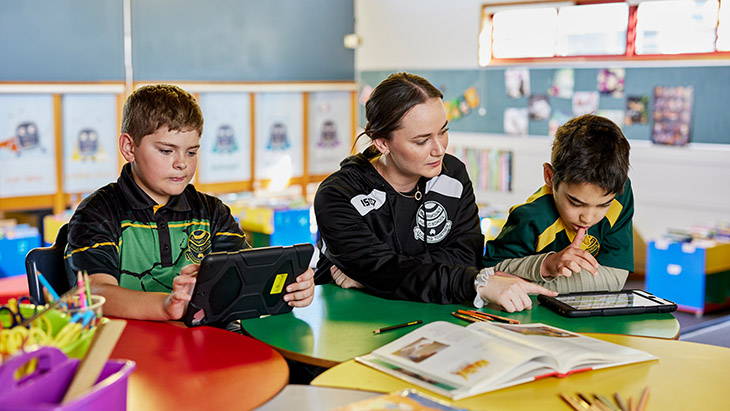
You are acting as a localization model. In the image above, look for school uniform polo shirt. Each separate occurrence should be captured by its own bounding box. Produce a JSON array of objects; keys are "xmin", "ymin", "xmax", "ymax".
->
[
  {"xmin": 483, "ymin": 179, "xmax": 634, "ymax": 272},
  {"xmin": 65, "ymin": 163, "xmax": 248, "ymax": 292}
]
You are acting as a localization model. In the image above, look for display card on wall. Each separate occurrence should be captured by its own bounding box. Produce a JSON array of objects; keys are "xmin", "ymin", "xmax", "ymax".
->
[
  {"xmin": 652, "ymin": 86, "xmax": 694, "ymax": 146},
  {"xmin": 198, "ymin": 93, "xmax": 252, "ymax": 183},
  {"xmin": 62, "ymin": 94, "xmax": 118, "ymax": 193},
  {"xmin": 0, "ymin": 94, "xmax": 56, "ymax": 197},
  {"xmin": 308, "ymin": 91, "xmax": 352, "ymax": 176},
  {"xmin": 254, "ymin": 92, "xmax": 304, "ymax": 182}
]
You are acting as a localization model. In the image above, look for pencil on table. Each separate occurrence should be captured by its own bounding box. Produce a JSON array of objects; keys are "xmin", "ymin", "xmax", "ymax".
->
[
  {"xmin": 451, "ymin": 312, "xmax": 482, "ymax": 323},
  {"xmin": 614, "ymin": 392, "xmax": 628, "ymax": 411},
  {"xmin": 560, "ymin": 393, "xmax": 585, "ymax": 411},
  {"xmin": 594, "ymin": 393, "xmax": 619, "ymax": 411},
  {"xmin": 637, "ymin": 387, "xmax": 650, "ymax": 411},
  {"xmin": 628, "ymin": 396, "xmax": 636, "ymax": 411}
]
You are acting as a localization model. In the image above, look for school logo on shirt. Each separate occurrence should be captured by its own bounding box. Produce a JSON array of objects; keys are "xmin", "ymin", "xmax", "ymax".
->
[
  {"xmin": 351, "ymin": 189, "xmax": 386, "ymax": 216},
  {"xmin": 414, "ymin": 201, "xmax": 452, "ymax": 244},
  {"xmin": 185, "ymin": 229, "xmax": 212, "ymax": 264},
  {"xmin": 582, "ymin": 234, "xmax": 600, "ymax": 256}
]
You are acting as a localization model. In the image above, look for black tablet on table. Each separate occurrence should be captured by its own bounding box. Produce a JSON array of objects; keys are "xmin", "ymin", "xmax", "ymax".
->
[
  {"xmin": 537, "ymin": 289, "xmax": 677, "ymax": 318},
  {"xmin": 183, "ymin": 243, "xmax": 314, "ymax": 327}
]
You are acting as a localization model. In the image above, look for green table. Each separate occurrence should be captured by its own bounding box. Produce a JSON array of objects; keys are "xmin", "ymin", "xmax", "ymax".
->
[{"xmin": 241, "ymin": 284, "xmax": 680, "ymax": 367}]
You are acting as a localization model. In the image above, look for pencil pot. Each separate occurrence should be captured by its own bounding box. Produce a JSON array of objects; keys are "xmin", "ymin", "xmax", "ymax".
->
[
  {"xmin": 65, "ymin": 295, "xmax": 105, "ymax": 320},
  {"xmin": 0, "ymin": 346, "xmax": 135, "ymax": 410}
]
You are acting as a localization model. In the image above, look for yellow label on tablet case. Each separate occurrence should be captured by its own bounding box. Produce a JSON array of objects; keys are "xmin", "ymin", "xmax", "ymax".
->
[{"xmin": 271, "ymin": 273, "xmax": 288, "ymax": 294}]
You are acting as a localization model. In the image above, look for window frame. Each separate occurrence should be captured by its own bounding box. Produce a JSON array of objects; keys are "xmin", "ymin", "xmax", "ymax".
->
[{"xmin": 480, "ymin": 0, "xmax": 730, "ymax": 66}]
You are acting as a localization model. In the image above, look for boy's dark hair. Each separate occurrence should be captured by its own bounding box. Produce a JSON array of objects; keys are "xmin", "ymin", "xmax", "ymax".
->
[
  {"xmin": 121, "ymin": 84, "xmax": 203, "ymax": 145},
  {"xmin": 551, "ymin": 114, "xmax": 630, "ymax": 195},
  {"xmin": 360, "ymin": 72, "xmax": 443, "ymax": 158}
]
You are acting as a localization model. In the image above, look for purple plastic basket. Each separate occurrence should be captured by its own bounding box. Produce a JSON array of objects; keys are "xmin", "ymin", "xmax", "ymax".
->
[{"xmin": 0, "ymin": 346, "xmax": 135, "ymax": 411}]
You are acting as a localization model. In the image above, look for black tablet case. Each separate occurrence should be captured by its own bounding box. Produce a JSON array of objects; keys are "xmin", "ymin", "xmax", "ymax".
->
[
  {"xmin": 537, "ymin": 290, "xmax": 677, "ymax": 318},
  {"xmin": 183, "ymin": 243, "xmax": 314, "ymax": 327}
]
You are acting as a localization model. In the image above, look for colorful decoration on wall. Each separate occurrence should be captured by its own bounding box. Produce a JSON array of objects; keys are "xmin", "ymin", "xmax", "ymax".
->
[
  {"xmin": 652, "ymin": 86, "xmax": 693, "ymax": 146},
  {"xmin": 597, "ymin": 68, "xmax": 625, "ymax": 97},
  {"xmin": 444, "ymin": 86, "xmax": 480, "ymax": 122}
]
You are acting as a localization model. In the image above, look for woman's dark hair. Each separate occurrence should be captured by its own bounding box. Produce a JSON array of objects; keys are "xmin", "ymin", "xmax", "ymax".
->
[
  {"xmin": 359, "ymin": 72, "xmax": 443, "ymax": 158},
  {"xmin": 551, "ymin": 114, "xmax": 631, "ymax": 195}
]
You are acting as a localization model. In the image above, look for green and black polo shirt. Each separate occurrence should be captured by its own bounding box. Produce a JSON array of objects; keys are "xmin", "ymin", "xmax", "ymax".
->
[
  {"xmin": 65, "ymin": 163, "xmax": 248, "ymax": 292},
  {"xmin": 483, "ymin": 179, "xmax": 634, "ymax": 272}
]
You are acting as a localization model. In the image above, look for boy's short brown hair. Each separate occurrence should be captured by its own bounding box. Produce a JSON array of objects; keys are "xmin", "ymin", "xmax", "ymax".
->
[
  {"xmin": 121, "ymin": 84, "xmax": 203, "ymax": 145},
  {"xmin": 551, "ymin": 114, "xmax": 630, "ymax": 195}
]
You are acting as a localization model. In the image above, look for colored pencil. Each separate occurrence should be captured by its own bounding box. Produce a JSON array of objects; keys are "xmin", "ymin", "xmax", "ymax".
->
[
  {"xmin": 373, "ymin": 320, "xmax": 422, "ymax": 334},
  {"xmin": 637, "ymin": 387, "xmax": 650, "ymax": 411}
]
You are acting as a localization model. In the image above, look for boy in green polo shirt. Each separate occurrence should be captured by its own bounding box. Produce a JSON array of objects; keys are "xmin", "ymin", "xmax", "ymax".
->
[
  {"xmin": 483, "ymin": 114, "xmax": 633, "ymax": 293},
  {"xmin": 65, "ymin": 84, "xmax": 315, "ymax": 320}
]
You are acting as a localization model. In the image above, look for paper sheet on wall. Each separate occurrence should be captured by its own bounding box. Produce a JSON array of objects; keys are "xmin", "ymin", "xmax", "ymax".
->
[
  {"xmin": 62, "ymin": 94, "xmax": 118, "ymax": 193},
  {"xmin": 198, "ymin": 93, "xmax": 252, "ymax": 183},
  {"xmin": 0, "ymin": 94, "xmax": 56, "ymax": 197}
]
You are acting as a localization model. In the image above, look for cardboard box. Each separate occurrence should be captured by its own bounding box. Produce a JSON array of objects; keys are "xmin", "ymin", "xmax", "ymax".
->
[{"xmin": 646, "ymin": 240, "xmax": 730, "ymax": 315}]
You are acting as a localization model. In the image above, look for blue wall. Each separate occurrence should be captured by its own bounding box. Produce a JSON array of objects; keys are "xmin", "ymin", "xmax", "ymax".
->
[
  {"xmin": 361, "ymin": 67, "xmax": 730, "ymax": 145},
  {"xmin": 0, "ymin": 0, "xmax": 354, "ymax": 82}
]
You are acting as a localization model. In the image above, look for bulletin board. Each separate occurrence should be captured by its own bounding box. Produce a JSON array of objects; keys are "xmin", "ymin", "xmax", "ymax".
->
[{"xmin": 360, "ymin": 66, "xmax": 730, "ymax": 145}]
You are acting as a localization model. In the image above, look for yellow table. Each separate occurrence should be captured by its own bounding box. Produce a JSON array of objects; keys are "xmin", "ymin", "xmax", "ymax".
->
[{"xmin": 311, "ymin": 333, "xmax": 730, "ymax": 410}]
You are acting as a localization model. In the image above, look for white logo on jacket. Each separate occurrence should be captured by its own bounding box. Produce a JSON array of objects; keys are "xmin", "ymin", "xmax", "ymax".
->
[
  {"xmin": 351, "ymin": 189, "xmax": 386, "ymax": 216},
  {"xmin": 414, "ymin": 201, "xmax": 452, "ymax": 243}
]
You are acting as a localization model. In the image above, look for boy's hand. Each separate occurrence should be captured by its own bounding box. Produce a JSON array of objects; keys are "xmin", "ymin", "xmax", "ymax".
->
[
  {"xmin": 480, "ymin": 274, "xmax": 557, "ymax": 313},
  {"xmin": 330, "ymin": 265, "xmax": 364, "ymax": 289},
  {"xmin": 284, "ymin": 268, "xmax": 316, "ymax": 307},
  {"xmin": 163, "ymin": 264, "xmax": 198, "ymax": 320},
  {"xmin": 542, "ymin": 227, "xmax": 598, "ymax": 278}
]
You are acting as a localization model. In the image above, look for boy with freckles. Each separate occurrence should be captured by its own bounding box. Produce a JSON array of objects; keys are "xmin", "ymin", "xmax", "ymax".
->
[
  {"xmin": 483, "ymin": 114, "xmax": 634, "ymax": 293},
  {"xmin": 65, "ymin": 84, "xmax": 314, "ymax": 321}
]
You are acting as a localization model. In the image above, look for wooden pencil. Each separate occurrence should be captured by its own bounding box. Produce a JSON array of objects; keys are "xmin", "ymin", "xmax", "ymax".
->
[{"xmin": 637, "ymin": 387, "xmax": 650, "ymax": 411}]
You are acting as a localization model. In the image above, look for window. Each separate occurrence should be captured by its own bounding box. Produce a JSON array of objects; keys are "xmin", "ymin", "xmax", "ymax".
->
[
  {"xmin": 491, "ymin": 8, "xmax": 558, "ymax": 59},
  {"xmin": 556, "ymin": 3, "xmax": 628, "ymax": 56},
  {"xmin": 479, "ymin": 0, "xmax": 730, "ymax": 64},
  {"xmin": 635, "ymin": 0, "xmax": 719, "ymax": 55}
]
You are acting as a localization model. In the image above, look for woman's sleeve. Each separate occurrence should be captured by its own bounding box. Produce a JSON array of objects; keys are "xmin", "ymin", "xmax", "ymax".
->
[{"xmin": 314, "ymin": 184, "xmax": 477, "ymax": 304}]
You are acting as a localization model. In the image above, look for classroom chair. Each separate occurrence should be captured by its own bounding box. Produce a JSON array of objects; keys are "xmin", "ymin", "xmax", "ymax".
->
[{"xmin": 25, "ymin": 223, "xmax": 72, "ymax": 305}]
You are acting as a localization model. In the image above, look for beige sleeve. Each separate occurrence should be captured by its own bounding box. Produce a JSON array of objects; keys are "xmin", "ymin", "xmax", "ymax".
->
[{"xmin": 493, "ymin": 254, "xmax": 629, "ymax": 293}]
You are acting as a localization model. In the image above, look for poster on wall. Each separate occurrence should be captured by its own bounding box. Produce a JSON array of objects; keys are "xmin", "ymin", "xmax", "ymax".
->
[
  {"xmin": 549, "ymin": 69, "xmax": 574, "ymax": 98},
  {"xmin": 528, "ymin": 95, "xmax": 550, "ymax": 121},
  {"xmin": 597, "ymin": 109, "xmax": 625, "ymax": 128},
  {"xmin": 548, "ymin": 111, "xmax": 572, "ymax": 137},
  {"xmin": 308, "ymin": 91, "xmax": 352, "ymax": 176},
  {"xmin": 0, "ymin": 94, "xmax": 56, "ymax": 197},
  {"xmin": 652, "ymin": 86, "xmax": 694, "ymax": 146},
  {"xmin": 504, "ymin": 108, "xmax": 528, "ymax": 135},
  {"xmin": 62, "ymin": 94, "xmax": 118, "ymax": 193},
  {"xmin": 505, "ymin": 68, "xmax": 530, "ymax": 98},
  {"xmin": 625, "ymin": 96, "xmax": 649, "ymax": 125},
  {"xmin": 572, "ymin": 91, "xmax": 599, "ymax": 116},
  {"xmin": 198, "ymin": 93, "xmax": 251, "ymax": 183},
  {"xmin": 597, "ymin": 68, "xmax": 625, "ymax": 97},
  {"xmin": 254, "ymin": 92, "xmax": 303, "ymax": 183}
]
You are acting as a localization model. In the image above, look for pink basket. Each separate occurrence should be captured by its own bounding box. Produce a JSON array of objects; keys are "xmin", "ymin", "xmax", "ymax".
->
[{"xmin": 0, "ymin": 346, "xmax": 135, "ymax": 411}]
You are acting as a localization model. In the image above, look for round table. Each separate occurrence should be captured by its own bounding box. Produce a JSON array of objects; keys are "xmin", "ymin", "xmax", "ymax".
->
[
  {"xmin": 241, "ymin": 284, "xmax": 680, "ymax": 367},
  {"xmin": 111, "ymin": 319, "xmax": 289, "ymax": 411}
]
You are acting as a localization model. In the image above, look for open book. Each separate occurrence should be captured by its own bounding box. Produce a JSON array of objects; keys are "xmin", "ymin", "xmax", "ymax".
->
[{"xmin": 356, "ymin": 321, "xmax": 657, "ymax": 400}]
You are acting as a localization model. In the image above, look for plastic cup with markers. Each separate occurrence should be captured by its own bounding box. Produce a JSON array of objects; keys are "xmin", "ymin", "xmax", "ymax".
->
[{"xmin": 65, "ymin": 295, "xmax": 106, "ymax": 330}]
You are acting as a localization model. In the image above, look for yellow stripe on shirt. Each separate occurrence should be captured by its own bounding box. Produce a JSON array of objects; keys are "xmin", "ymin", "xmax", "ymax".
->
[
  {"xmin": 536, "ymin": 218, "xmax": 567, "ymax": 252},
  {"xmin": 215, "ymin": 231, "xmax": 245, "ymax": 238},
  {"xmin": 509, "ymin": 185, "xmax": 552, "ymax": 213},
  {"xmin": 605, "ymin": 199, "xmax": 623, "ymax": 227},
  {"xmin": 67, "ymin": 241, "xmax": 120, "ymax": 256}
]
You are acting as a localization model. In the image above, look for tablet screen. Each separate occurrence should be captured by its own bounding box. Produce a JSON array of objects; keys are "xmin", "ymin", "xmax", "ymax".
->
[{"xmin": 553, "ymin": 291, "xmax": 664, "ymax": 310}]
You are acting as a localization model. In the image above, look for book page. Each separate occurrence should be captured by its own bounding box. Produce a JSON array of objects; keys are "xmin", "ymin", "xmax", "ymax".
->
[
  {"xmin": 466, "ymin": 322, "xmax": 657, "ymax": 373},
  {"xmin": 368, "ymin": 321, "xmax": 551, "ymax": 392}
]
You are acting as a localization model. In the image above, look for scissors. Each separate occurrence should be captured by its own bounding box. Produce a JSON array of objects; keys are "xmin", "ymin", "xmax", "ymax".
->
[{"xmin": 0, "ymin": 297, "xmax": 38, "ymax": 329}]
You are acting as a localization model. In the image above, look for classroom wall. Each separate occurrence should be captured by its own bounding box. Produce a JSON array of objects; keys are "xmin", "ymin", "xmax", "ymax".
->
[
  {"xmin": 0, "ymin": 0, "xmax": 355, "ymax": 82},
  {"xmin": 354, "ymin": 0, "xmax": 730, "ymax": 240}
]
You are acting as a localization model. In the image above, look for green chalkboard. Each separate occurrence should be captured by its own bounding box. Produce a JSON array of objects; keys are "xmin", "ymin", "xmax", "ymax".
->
[{"xmin": 361, "ymin": 66, "xmax": 730, "ymax": 145}]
